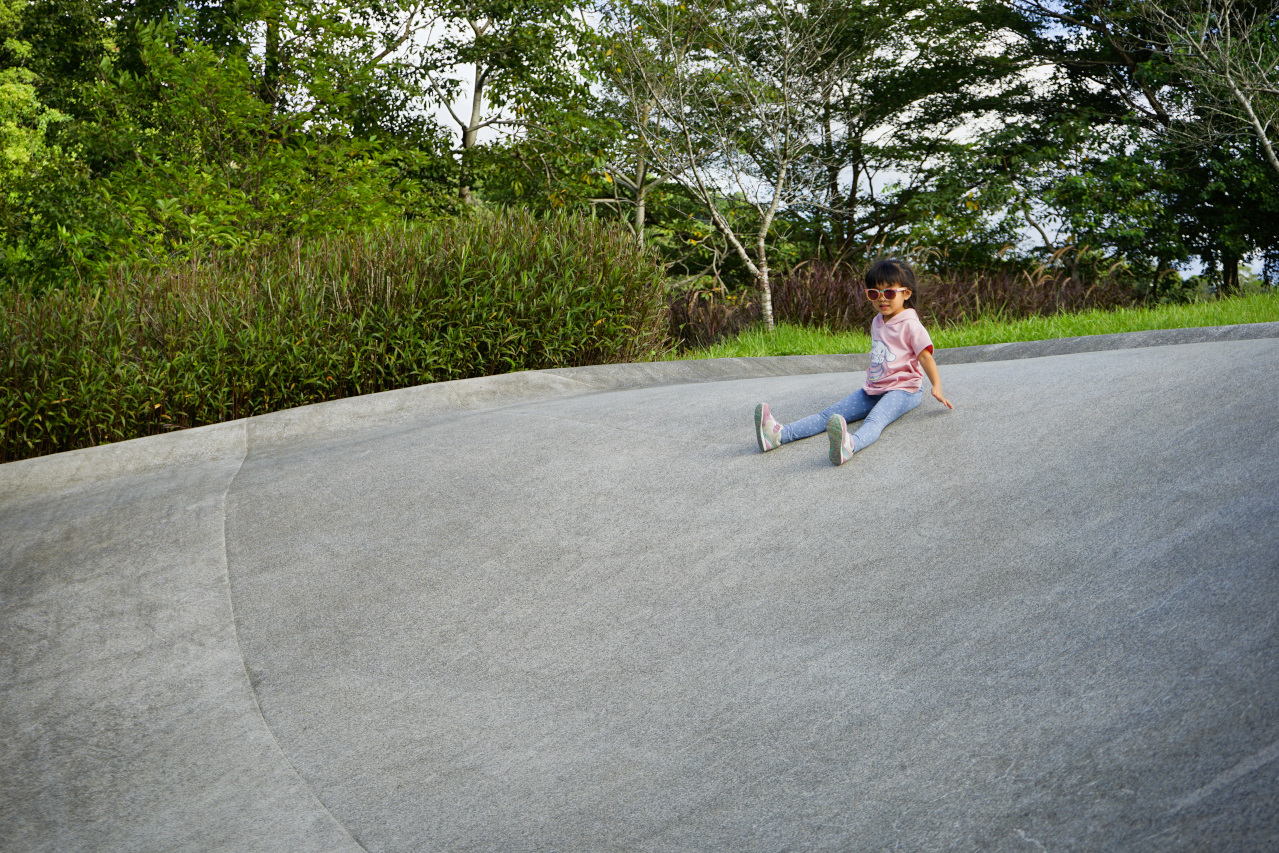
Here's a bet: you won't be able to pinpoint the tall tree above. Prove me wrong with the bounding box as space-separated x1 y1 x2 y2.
418 0 597 204
1002 0 1278 291
609 0 864 329
1 0 65 184
605 0 1036 324
1136 0 1279 178
798 0 1036 261
4 0 455 285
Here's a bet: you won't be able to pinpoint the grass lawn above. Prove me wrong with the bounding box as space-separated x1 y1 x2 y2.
672 291 1279 359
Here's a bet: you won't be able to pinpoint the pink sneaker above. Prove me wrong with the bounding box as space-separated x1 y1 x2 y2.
827 414 854 466
755 403 783 452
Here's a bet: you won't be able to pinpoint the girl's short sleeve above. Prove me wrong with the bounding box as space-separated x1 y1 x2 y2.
906 316 934 357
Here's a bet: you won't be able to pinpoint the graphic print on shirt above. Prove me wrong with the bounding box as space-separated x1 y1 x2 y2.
867 338 895 382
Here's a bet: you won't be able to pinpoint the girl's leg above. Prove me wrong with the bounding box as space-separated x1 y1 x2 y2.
849 390 922 452
780 390 878 444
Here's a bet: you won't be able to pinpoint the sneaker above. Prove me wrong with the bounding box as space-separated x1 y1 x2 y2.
827 414 855 466
755 403 783 452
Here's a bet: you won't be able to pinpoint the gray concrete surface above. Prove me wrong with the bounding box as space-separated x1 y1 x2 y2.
3 323 1278 852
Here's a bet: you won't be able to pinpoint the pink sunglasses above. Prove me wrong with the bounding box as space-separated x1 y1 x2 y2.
865 288 909 300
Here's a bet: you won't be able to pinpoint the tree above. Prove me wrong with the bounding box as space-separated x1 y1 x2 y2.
605 0 1042 320
608 0 865 329
3 0 456 286
796 0 1036 262
1000 0 1278 292
1011 121 1193 289
1 0 66 186
594 51 680 249
1 0 74 283
418 0 598 204
1136 0 1279 179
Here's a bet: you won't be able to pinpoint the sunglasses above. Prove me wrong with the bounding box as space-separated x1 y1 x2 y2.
865 288 909 300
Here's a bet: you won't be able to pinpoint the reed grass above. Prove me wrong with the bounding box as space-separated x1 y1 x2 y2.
668 260 1143 352
677 291 1279 359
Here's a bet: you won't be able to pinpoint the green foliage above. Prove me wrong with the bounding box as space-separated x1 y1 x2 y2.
1 0 65 175
3 0 1275 329
0 0 71 277
2 1 458 289
424 0 594 113
1 210 672 460
418 0 602 202
944 119 1192 281
81 22 437 253
472 106 624 214
998 0 1278 286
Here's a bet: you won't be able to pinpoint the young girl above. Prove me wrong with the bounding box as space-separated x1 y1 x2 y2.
754 258 953 466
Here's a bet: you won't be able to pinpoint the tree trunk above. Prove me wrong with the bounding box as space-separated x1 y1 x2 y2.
757 267 774 331
839 155 861 261
634 102 650 246
459 60 486 205
634 190 646 248
1222 252 1240 296
1153 257 1169 302
756 229 774 330
823 100 841 253
262 12 280 109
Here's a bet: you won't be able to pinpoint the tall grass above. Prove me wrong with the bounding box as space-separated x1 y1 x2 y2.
2 210 671 461
678 291 1279 359
670 262 1140 352
668 288 762 349
668 260 1142 350
930 292 1279 348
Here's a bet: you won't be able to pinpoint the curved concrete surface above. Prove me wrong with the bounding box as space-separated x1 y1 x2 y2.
3 323 1278 851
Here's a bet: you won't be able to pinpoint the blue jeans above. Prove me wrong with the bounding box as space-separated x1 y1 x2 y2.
780 389 922 453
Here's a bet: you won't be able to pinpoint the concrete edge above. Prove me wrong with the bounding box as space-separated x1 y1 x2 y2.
0 420 249 507
215 441 372 852
929 320 1279 364
4 321 1277 492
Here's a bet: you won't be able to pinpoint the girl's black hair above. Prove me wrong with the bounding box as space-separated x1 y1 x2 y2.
865 258 918 310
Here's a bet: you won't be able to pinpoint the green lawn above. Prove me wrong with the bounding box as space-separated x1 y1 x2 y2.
672 291 1279 359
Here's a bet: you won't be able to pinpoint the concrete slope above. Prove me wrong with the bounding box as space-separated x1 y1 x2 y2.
3 326 1278 852
0 424 364 853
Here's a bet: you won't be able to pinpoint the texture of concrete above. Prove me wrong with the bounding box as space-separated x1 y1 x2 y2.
2 324 1278 852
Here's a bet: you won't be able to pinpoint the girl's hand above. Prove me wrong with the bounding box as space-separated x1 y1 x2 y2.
917 349 952 410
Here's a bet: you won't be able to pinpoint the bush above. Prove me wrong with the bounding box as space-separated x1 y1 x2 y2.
1 210 671 461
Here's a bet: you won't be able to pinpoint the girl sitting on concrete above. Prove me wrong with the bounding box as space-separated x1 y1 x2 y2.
754 258 953 466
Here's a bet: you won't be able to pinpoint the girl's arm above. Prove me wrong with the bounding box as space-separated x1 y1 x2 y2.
918 349 953 409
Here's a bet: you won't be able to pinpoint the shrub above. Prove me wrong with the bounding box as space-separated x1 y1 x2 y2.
1 210 671 461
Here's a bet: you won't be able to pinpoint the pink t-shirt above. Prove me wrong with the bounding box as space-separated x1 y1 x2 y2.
863 308 934 394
